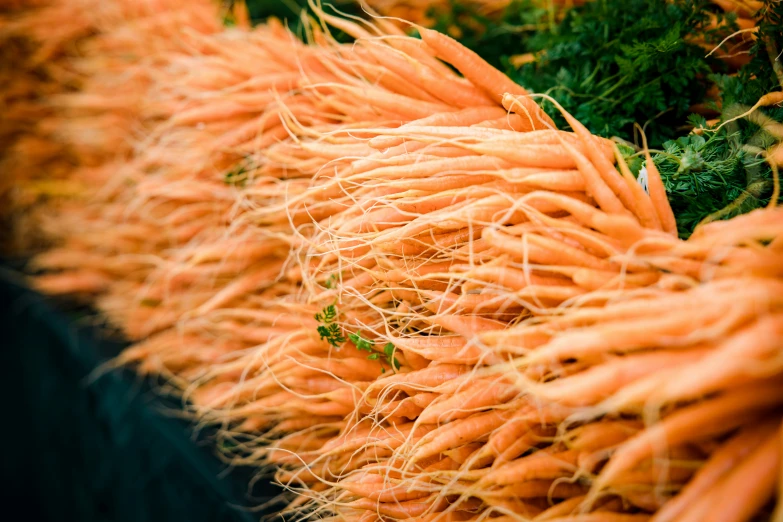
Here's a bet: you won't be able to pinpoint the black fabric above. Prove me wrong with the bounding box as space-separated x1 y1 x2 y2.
0 266 274 522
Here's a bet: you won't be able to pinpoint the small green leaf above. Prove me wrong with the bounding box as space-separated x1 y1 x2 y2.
367 353 380 360
349 332 375 352
224 164 247 186
383 342 395 356
381 343 400 371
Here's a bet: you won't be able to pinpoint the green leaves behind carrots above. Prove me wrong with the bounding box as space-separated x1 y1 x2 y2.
511 0 735 147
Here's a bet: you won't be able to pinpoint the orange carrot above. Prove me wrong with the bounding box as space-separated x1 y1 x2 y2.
612 142 662 230
703 429 781 522
528 350 708 407
592 381 783 493
402 106 508 128
369 364 472 395
418 381 518 423
639 131 678 235
652 421 779 522
348 493 447 518
480 449 581 486
411 408 515 463
418 27 554 128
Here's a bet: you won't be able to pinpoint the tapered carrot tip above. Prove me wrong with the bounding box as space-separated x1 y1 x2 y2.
418 27 554 129
501 92 556 129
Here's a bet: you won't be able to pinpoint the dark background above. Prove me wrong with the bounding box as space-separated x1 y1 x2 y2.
0 261 278 522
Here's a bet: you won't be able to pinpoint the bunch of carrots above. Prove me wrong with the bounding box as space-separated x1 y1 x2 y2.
3 0 783 521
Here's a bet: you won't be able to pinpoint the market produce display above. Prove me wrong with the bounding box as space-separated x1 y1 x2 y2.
2 0 783 521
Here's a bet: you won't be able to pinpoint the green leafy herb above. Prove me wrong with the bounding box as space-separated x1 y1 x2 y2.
324 273 338 289
653 125 775 238
317 323 345 347
349 331 375 352
511 0 734 147
314 303 338 324
383 342 401 371
616 142 644 176
315 303 345 347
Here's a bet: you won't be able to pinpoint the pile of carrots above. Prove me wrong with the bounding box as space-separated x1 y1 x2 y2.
3 0 783 521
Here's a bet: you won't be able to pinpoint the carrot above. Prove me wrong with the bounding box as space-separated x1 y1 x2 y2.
498 170 586 192
651 421 779 522
482 498 545 518
474 113 538 132
539 515 650 522
323 83 454 121
571 268 660 291
369 364 472 395
713 91 783 132
347 155 511 182
490 434 546 467
367 126 513 150
414 511 477 522
402 106 508 128
343 49 444 105
478 324 552 352
518 191 650 247
456 264 574 292
703 429 781 522
591 381 783 493
535 495 587 520
568 420 643 452
638 130 678 236
393 334 502 365
527 349 708 407
419 290 527 316
652 314 783 404
531 95 636 210
311 4 375 40
418 381 518 423
485 480 587 500
524 300 754 365
411 408 515 463
338 473 431 503
359 43 496 108
555 134 630 216
480 449 581 486
417 27 554 131
33 270 112 295
480 406 573 462
348 493 447 518
482 228 615 271
612 142 663 230
423 312 505 339
374 398 424 420
457 142 584 169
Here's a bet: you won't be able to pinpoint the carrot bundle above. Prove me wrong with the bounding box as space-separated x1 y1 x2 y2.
4 1 783 521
